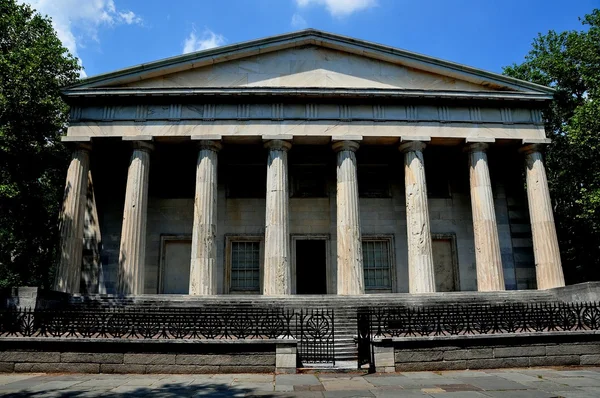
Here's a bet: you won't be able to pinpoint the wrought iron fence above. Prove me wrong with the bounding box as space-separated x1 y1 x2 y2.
357 301 600 370
0 307 335 364
360 302 600 338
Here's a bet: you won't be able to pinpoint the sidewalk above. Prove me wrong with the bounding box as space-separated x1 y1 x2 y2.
1 367 600 397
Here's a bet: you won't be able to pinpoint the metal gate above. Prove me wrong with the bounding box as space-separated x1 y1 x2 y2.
357 309 374 372
297 308 335 365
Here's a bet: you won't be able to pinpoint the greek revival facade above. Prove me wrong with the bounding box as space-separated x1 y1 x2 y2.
55 30 564 296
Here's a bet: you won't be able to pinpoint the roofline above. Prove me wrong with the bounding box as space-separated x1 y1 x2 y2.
61 87 553 102
66 29 555 95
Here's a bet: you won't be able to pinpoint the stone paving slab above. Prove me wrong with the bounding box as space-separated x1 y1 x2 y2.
1 368 600 397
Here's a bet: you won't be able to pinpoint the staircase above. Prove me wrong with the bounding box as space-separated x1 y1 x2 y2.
67 289 558 366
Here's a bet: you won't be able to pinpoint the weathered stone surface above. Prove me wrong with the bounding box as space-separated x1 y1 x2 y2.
529 355 580 367
0 362 15 372
218 365 273 373
521 145 565 289
0 352 60 363
144 364 220 374
118 141 153 294
60 353 123 364
54 144 90 293
467 143 505 291
546 344 600 356
100 364 146 374
443 349 493 361
466 357 529 369
276 353 296 369
580 355 600 365
399 141 435 293
333 140 364 295
175 354 274 366
263 140 292 295
14 363 100 373
395 350 444 362
396 360 467 372
124 353 176 365
189 140 221 295
494 346 545 358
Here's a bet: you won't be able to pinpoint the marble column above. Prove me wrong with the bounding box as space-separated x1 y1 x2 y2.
467 143 505 291
399 141 436 293
333 140 365 295
520 144 565 289
118 141 153 295
263 140 292 295
189 140 222 295
54 144 91 293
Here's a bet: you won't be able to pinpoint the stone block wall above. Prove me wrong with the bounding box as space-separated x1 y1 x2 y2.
373 333 600 372
0 339 292 374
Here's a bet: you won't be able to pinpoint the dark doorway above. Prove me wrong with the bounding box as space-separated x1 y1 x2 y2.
296 240 328 294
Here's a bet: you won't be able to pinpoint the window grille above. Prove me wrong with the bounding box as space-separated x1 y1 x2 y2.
230 241 260 291
362 240 392 290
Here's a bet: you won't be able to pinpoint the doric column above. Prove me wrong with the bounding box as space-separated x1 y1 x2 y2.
189 140 222 295
399 141 435 293
520 144 564 289
263 139 292 295
54 143 91 293
467 143 505 291
333 140 364 295
118 141 153 295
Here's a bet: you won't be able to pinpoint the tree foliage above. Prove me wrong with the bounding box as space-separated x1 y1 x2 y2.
0 0 80 288
503 9 600 283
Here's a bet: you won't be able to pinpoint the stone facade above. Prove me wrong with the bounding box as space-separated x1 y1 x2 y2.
55 30 563 296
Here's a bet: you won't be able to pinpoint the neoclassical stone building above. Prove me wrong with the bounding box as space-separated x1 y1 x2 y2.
55 30 564 296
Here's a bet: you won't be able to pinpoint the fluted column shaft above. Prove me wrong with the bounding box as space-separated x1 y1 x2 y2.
54 144 91 293
521 145 564 289
399 141 435 293
333 140 364 295
118 141 153 295
468 143 505 291
263 140 292 295
190 141 222 295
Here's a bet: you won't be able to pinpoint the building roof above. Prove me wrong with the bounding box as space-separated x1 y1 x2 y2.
64 29 553 99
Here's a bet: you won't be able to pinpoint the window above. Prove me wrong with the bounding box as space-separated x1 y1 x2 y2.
362 237 393 291
226 237 263 293
358 165 391 198
291 165 327 197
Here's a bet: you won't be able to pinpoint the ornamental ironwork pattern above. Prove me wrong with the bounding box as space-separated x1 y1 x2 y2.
0 307 334 364
358 302 600 339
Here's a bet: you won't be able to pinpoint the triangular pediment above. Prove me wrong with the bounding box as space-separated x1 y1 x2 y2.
66 30 553 95
121 46 496 92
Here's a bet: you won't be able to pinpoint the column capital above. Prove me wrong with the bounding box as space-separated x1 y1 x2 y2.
70 142 92 152
519 143 544 155
264 139 292 152
465 142 489 153
132 140 154 152
399 141 426 153
197 140 223 152
332 140 360 153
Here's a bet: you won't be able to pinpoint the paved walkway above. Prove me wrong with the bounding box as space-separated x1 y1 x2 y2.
1 368 600 397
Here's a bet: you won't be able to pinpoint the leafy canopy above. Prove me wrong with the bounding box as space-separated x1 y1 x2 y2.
503 9 600 283
0 0 80 288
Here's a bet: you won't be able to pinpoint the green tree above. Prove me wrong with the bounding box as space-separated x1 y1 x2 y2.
0 0 80 288
503 9 600 284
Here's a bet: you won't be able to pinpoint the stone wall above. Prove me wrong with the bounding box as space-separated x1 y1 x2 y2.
373 333 600 373
0 339 293 374
91 143 532 294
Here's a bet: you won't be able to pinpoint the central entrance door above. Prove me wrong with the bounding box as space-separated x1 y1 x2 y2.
295 239 328 294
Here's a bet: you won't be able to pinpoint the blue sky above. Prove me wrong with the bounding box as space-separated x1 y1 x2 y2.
23 0 599 78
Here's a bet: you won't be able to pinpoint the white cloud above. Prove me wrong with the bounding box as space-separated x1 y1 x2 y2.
291 13 308 29
19 0 143 77
183 28 226 54
296 0 377 17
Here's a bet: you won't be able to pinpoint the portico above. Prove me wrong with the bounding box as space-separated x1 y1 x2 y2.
54 30 564 296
